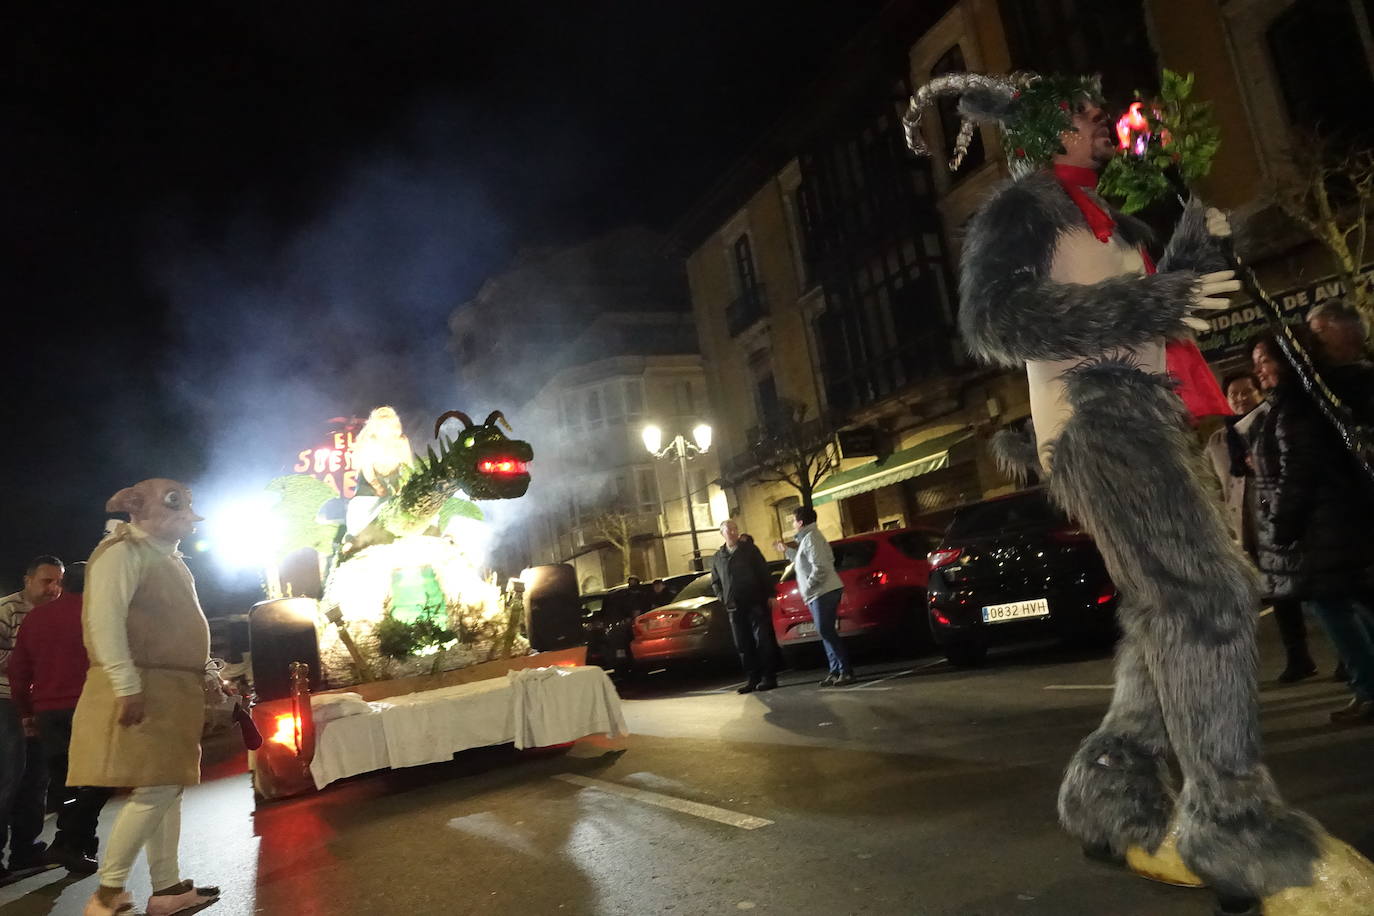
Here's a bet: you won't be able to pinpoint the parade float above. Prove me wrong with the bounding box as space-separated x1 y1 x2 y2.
240 407 623 801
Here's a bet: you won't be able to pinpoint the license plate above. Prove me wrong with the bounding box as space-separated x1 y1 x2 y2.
981 598 1050 623
644 617 673 630
793 621 816 638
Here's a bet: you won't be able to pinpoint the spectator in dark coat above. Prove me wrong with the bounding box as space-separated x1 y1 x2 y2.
710 519 778 693
8 562 111 873
1250 333 1374 724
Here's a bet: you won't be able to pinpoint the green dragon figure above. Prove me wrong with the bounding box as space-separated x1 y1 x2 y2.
342 409 532 558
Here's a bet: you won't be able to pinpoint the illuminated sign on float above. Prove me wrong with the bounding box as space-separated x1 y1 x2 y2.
292 419 364 499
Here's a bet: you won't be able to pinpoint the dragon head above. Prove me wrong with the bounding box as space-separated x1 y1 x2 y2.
426 409 533 501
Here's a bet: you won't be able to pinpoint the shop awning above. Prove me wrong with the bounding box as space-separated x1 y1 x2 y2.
812 429 973 507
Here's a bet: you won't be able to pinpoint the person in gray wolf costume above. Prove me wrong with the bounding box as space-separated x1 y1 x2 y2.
901 72 1373 916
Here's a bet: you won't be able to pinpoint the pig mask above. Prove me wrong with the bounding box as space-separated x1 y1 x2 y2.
106 478 204 544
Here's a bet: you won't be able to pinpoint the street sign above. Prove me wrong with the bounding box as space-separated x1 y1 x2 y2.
1197 265 1374 361
838 427 884 459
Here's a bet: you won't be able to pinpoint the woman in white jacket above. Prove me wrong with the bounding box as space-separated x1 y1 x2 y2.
775 506 853 685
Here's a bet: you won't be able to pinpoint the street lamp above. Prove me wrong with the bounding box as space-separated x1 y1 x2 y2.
643 422 712 571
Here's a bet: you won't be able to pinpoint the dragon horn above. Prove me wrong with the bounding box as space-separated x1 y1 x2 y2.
434 410 475 438
902 72 1018 171
483 410 513 431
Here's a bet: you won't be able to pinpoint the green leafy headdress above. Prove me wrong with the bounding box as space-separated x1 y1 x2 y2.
903 71 1103 176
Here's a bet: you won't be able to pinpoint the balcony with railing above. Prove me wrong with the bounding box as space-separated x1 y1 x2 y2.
726 283 768 337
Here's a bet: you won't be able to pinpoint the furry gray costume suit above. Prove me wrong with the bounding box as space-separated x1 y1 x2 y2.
962 171 1320 903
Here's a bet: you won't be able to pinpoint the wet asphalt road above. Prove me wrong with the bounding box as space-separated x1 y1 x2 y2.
0 625 1370 916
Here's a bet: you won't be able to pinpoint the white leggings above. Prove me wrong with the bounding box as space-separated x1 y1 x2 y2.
98 785 183 890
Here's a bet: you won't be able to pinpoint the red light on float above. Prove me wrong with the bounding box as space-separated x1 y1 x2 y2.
269 713 302 751
1116 102 1150 153
478 458 528 475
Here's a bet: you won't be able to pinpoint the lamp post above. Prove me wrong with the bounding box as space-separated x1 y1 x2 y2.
642 422 713 572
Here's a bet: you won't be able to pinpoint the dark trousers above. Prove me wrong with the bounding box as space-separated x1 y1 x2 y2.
0 698 46 864
35 709 111 857
727 602 777 683
1271 598 1312 664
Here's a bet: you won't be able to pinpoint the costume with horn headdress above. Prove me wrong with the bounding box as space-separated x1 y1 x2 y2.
906 72 1373 915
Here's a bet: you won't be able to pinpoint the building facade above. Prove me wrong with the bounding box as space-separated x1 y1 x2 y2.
514 316 726 592
1147 0 1374 372
679 0 1371 544
678 0 1023 547
449 230 724 590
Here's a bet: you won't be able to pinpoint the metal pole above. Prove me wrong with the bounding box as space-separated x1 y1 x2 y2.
678 438 702 571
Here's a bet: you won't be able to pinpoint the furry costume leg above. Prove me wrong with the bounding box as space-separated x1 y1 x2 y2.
1057 630 1175 862
1048 360 1320 900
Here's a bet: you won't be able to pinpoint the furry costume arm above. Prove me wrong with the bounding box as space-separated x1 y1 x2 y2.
1158 198 1230 275
991 422 1042 484
959 183 1199 366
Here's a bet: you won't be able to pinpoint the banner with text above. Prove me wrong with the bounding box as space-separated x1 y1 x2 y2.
1197 265 1374 361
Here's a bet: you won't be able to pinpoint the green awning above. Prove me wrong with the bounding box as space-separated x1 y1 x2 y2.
812 429 973 506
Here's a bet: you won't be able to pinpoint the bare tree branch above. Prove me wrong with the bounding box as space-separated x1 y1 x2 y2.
1273 129 1374 324
745 399 840 509
585 509 637 581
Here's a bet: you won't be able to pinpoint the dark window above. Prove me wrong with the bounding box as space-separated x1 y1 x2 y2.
945 491 1067 539
888 530 940 559
733 234 759 293
930 44 985 173
832 540 880 571
998 0 1158 101
799 89 956 412
755 373 781 429
1268 0 1374 143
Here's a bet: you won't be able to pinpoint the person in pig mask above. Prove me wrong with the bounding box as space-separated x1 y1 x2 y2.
70 479 219 916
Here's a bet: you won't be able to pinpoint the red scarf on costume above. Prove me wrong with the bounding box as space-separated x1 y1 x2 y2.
1052 164 1232 423
1053 164 1115 243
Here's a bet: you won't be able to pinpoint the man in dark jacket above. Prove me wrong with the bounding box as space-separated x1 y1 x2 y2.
710 520 778 693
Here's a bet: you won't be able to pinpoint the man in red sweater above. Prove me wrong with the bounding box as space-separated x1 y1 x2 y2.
8 562 111 874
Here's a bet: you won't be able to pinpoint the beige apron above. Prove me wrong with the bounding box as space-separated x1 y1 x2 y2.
68 667 205 787
70 524 211 788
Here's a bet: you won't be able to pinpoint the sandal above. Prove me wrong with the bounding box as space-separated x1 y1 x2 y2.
146 881 221 916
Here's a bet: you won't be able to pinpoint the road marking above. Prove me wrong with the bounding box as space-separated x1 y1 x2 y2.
914 658 949 671
847 668 916 689
829 686 893 693
553 774 773 830
1044 684 1115 691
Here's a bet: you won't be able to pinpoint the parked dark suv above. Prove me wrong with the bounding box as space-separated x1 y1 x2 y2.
926 489 1118 666
583 575 699 676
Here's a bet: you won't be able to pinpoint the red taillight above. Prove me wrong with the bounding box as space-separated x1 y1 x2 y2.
931 608 951 626
927 548 962 569
1096 590 1116 605
861 569 889 587
478 458 528 475
680 612 707 629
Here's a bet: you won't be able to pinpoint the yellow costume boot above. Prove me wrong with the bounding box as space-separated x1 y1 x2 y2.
1261 833 1374 916
1124 820 1205 888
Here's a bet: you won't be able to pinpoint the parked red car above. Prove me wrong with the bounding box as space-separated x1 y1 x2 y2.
771 527 943 665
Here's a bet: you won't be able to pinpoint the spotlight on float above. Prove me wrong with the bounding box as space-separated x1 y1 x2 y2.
641 424 664 456
208 493 285 573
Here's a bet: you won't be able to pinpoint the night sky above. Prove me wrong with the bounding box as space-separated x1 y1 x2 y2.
4 1 891 603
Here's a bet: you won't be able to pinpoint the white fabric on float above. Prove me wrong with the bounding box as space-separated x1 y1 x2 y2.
307 666 626 790
508 665 627 749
